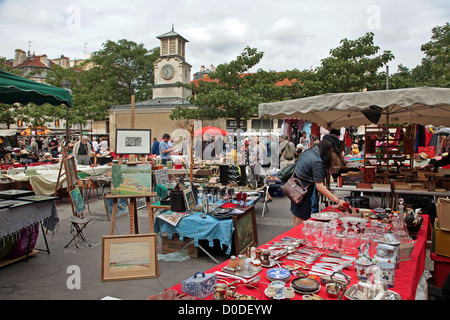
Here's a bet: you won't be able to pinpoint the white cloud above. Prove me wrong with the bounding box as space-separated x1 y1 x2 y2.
0 0 448 75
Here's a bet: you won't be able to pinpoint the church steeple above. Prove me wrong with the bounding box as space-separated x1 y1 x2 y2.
156 26 188 60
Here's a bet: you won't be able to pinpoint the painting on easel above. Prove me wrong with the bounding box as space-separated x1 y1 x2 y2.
111 164 152 196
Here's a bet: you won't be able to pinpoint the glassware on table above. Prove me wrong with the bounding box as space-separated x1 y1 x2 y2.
359 233 371 250
236 192 242 205
345 229 358 255
242 192 248 206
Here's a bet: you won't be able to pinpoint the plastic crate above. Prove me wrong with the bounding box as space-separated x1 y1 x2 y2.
430 252 450 288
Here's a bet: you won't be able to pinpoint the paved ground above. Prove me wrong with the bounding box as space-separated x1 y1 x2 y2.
0 187 434 300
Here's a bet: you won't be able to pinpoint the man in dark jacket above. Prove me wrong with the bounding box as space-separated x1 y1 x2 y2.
151 137 160 155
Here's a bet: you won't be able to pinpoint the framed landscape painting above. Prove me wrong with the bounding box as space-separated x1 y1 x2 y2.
111 164 152 196
115 129 151 155
102 233 159 281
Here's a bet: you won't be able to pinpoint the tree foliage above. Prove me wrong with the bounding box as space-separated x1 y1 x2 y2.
89 39 159 105
170 47 290 128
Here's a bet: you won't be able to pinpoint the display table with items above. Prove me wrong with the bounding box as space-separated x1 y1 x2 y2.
3 163 112 196
154 192 260 263
167 206 429 300
0 189 59 266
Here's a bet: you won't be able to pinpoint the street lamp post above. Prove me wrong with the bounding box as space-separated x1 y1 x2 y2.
61 80 73 140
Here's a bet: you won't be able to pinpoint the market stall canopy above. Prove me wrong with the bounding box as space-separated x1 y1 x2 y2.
0 69 72 107
0 129 18 136
194 126 229 137
258 87 450 130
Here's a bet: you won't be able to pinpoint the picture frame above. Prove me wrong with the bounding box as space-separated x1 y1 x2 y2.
232 206 258 255
115 129 152 155
64 156 78 189
102 233 159 281
111 164 153 196
154 168 170 186
69 186 85 216
183 188 196 212
103 196 130 221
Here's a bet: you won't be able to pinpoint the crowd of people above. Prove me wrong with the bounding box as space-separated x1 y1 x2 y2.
1 135 111 166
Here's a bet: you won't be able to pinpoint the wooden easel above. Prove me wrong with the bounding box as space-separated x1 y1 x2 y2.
105 193 157 235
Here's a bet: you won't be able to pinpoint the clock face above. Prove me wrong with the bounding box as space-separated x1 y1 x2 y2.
161 64 175 80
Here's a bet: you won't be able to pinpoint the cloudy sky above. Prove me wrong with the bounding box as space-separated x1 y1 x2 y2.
0 0 448 76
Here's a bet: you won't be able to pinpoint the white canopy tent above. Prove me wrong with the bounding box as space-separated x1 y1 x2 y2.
258 87 450 130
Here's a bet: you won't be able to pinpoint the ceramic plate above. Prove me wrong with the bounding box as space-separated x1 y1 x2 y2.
266 268 291 281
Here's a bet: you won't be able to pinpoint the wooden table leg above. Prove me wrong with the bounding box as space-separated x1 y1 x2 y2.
109 198 118 235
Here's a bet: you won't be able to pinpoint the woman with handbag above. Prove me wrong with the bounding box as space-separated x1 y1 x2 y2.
288 134 349 226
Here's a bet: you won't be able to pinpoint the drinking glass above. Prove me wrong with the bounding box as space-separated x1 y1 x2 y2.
242 193 248 206
236 192 242 205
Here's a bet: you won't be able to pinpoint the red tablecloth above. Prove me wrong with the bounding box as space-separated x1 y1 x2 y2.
169 214 429 300
0 162 51 170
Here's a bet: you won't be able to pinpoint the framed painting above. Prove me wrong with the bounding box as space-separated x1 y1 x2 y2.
183 188 196 212
232 206 258 255
115 129 151 155
64 156 78 189
102 233 159 281
69 187 85 216
103 196 130 221
111 163 152 196
154 168 169 186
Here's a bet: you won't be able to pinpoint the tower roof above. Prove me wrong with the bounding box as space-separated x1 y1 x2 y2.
156 27 189 42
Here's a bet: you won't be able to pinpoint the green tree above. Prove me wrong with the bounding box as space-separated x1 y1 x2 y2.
417 23 449 87
170 47 290 128
316 32 394 93
89 39 160 105
47 63 111 131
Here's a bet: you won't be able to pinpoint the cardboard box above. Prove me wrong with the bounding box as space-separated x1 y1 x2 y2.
432 219 450 258
437 198 450 231
161 234 199 258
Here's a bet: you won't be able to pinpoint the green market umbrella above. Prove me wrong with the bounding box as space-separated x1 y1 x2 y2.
0 69 72 107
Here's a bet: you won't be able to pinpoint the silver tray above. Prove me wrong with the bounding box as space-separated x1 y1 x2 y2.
344 284 401 300
221 266 262 279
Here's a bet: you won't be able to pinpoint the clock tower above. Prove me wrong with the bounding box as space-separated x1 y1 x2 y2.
153 26 192 99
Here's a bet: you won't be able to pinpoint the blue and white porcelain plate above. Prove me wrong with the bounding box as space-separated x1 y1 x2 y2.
266 267 291 280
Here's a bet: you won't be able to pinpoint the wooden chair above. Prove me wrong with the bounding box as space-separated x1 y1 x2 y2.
65 186 93 248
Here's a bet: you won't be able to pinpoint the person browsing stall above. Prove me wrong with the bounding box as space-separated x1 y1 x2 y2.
73 136 92 165
159 133 173 165
290 134 349 226
152 137 160 155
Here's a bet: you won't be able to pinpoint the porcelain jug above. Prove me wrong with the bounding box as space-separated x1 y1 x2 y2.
372 243 397 266
380 231 400 269
355 243 373 281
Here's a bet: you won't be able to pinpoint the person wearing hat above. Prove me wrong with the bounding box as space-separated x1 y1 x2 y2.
290 134 349 226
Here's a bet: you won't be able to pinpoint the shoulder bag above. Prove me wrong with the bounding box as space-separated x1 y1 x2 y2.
280 151 310 205
281 172 310 205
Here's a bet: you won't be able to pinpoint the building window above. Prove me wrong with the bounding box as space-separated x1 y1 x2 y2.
251 119 273 130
